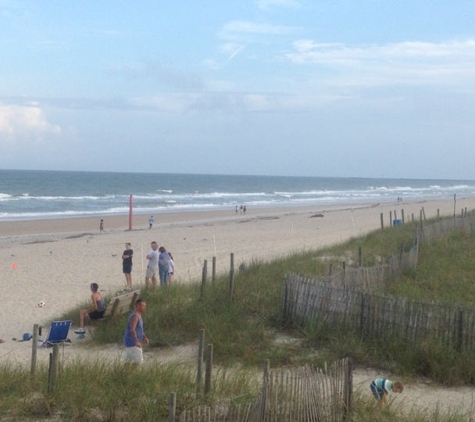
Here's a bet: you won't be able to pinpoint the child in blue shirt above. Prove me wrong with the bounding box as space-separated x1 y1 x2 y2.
370 378 404 407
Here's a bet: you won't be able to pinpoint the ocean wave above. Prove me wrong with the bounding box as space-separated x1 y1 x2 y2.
1 170 474 222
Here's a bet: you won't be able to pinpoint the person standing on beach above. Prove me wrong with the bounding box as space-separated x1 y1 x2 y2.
123 299 149 364
148 216 154 230
158 246 170 286
145 241 159 286
122 243 133 289
99 219 104 233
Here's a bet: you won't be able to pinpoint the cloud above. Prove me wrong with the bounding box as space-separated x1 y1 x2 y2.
106 61 205 91
286 39 475 88
0 105 61 142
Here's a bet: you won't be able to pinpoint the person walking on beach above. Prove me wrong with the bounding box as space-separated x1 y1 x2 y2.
123 299 149 364
158 246 170 286
148 216 154 230
75 283 106 335
99 219 104 233
145 241 159 286
122 242 133 289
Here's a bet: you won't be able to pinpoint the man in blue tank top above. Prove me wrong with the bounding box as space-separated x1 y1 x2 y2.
123 299 149 364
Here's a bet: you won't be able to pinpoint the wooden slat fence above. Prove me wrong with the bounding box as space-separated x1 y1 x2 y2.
179 358 352 422
417 216 473 245
320 215 473 293
316 243 418 293
283 273 475 353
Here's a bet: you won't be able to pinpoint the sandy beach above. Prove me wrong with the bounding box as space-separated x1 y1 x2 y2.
2 197 475 415
0 197 473 365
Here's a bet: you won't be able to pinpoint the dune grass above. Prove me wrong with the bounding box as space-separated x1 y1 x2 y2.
2 217 475 419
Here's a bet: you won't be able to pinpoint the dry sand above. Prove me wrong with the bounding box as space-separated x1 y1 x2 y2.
1 197 475 416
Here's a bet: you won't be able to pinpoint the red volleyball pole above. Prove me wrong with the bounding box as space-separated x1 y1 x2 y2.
128 194 133 231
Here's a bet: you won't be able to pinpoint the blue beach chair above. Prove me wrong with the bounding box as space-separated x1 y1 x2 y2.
38 320 72 348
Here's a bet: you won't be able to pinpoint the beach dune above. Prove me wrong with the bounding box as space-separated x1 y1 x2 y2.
0 198 473 364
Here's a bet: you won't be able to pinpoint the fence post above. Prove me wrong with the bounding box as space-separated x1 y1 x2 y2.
360 293 367 341
200 260 207 299
380 213 384 230
260 360 270 421
456 309 463 352
390 211 393 227
205 344 213 396
168 392 176 422
282 280 289 325
401 209 405 224
196 329 205 396
47 343 60 394
358 247 362 267
328 263 333 276
212 256 216 285
343 358 353 421
31 324 39 379
342 261 346 286
229 253 235 301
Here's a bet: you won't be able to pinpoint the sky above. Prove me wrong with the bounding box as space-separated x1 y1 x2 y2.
1 0 475 179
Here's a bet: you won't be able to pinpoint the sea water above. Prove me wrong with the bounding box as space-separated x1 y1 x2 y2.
0 169 474 221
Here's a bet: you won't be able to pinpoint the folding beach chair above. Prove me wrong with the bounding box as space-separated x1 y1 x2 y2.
38 320 72 348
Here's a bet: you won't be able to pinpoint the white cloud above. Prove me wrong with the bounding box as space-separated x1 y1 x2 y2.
286 39 475 88
0 105 61 142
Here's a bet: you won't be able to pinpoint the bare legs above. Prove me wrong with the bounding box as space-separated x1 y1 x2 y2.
125 273 132 289
79 309 89 328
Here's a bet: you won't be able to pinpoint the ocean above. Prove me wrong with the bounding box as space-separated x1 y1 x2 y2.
1 169 474 221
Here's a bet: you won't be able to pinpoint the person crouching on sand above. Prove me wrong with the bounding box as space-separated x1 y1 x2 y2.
370 378 404 407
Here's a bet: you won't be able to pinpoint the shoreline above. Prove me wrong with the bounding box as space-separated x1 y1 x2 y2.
0 202 384 238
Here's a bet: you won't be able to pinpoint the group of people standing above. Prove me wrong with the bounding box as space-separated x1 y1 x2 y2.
235 204 247 214
121 241 175 289
145 241 174 286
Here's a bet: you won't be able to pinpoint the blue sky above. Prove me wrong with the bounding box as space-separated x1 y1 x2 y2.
1 0 474 179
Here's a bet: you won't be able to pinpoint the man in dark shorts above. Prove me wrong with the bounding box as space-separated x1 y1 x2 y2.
122 242 133 289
